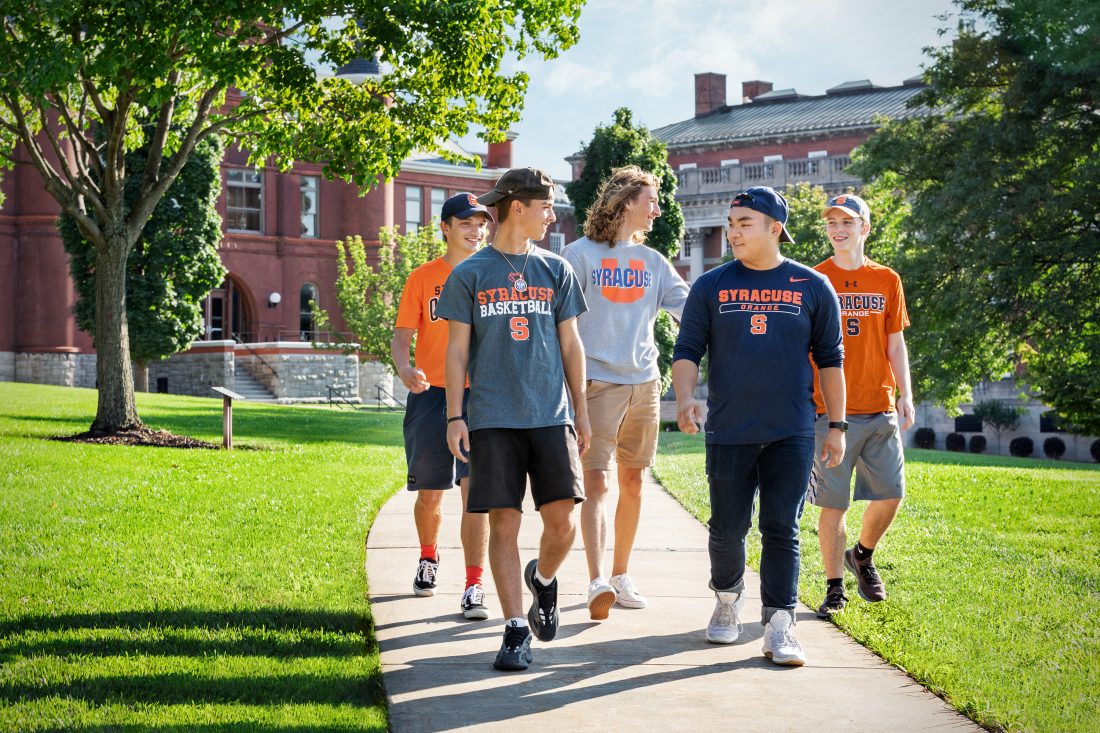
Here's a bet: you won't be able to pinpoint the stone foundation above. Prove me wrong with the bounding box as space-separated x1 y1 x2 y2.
0 352 14 382
236 343 359 402
148 341 235 398
358 359 407 406
15 351 79 386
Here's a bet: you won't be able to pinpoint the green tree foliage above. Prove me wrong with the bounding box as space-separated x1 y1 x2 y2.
852 0 1100 431
315 227 445 367
0 0 583 434
566 108 686 392
972 397 1025 453
60 134 226 386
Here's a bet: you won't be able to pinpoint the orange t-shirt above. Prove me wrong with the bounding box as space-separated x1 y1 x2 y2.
395 258 454 388
812 257 910 415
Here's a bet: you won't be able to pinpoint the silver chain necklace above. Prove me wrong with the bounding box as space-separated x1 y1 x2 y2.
493 243 531 292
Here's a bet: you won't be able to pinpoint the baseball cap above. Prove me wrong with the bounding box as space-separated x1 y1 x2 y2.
822 193 871 224
729 186 794 243
478 167 555 205
441 192 494 222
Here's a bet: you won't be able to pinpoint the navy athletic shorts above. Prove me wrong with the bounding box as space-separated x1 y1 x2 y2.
403 386 469 490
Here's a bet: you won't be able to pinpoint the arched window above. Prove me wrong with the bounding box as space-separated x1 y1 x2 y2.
300 283 319 341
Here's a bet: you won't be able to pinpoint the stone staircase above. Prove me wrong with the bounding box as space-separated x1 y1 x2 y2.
232 365 277 402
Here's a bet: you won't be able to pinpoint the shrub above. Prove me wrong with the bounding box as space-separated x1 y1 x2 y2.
914 427 935 449
660 420 680 433
1043 437 1066 460
1092 440 1100 463
1009 436 1034 457
946 433 966 452
968 435 987 454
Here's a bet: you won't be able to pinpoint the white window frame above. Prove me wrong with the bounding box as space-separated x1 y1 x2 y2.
720 158 740 167
226 168 263 233
763 154 784 163
678 162 698 170
300 175 319 238
549 232 565 254
405 185 423 233
808 150 828 159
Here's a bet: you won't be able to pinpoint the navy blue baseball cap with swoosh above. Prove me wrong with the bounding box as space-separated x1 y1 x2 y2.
729 186 794 243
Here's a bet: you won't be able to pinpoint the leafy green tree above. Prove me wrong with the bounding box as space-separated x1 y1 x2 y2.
566 107 685 392
0 0 583 435
60 134 226 392
972 398 1025 454
852 0 1100 430
315 226 445 367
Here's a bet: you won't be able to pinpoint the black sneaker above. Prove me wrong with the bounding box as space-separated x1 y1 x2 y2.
845 547 886 602
413 557 438 597
493 623 533 671
460 584 489 620
524 559 559 642
816 584 848 618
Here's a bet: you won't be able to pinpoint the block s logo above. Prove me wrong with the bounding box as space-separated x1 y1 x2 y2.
510 317 529 341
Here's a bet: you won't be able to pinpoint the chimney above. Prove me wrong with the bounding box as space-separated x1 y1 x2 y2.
694 73 727 117
741 80 773 103
488 130 518 169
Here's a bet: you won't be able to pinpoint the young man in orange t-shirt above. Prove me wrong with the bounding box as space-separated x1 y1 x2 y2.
807 193 914 617
391 193 492 620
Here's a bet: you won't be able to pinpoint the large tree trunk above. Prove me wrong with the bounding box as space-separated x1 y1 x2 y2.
90 237 142 434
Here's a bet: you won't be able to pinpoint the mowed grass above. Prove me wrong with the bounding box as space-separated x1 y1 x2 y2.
0 383 406 732
654 433 1100 733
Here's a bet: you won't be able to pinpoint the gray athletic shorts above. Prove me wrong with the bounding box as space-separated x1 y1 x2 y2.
403 386 469 490
807 412 905 510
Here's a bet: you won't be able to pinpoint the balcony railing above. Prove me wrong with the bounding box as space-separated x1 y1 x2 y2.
675 155 860 196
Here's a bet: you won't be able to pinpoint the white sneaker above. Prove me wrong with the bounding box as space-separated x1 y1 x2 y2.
586 577 617 620
762 609 806 666
610 573 647 609
705 590 745 644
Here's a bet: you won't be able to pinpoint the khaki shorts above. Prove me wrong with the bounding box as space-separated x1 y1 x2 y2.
582 379 661 471
807 412 906 510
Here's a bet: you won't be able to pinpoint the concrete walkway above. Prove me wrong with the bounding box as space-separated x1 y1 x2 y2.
366 471 979 732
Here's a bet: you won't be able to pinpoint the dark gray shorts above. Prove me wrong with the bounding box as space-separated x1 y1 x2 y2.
466 425 585 513
807 412 905 510
403 386 469 491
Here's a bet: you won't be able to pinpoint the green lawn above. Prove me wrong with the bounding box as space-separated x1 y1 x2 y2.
0 383 406 732
654 433 1100 733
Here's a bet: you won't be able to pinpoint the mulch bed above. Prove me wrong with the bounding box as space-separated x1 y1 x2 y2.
52 426 220 449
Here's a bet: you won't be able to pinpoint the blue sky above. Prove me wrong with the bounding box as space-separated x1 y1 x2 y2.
487 0 960 180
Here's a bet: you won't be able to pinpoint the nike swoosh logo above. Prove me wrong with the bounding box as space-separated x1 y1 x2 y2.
790 277 809 282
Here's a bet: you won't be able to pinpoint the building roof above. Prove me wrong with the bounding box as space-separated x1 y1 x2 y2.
653 83 928 149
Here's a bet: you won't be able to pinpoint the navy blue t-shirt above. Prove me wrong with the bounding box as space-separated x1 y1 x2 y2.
673 258 843 444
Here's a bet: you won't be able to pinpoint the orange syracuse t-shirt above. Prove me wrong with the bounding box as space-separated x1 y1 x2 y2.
812 257 910 415
395 257 454 389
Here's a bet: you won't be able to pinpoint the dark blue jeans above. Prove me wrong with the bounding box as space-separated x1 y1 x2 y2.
705 436 814 623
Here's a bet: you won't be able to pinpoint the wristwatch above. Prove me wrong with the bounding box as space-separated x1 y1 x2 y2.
828 421 849 432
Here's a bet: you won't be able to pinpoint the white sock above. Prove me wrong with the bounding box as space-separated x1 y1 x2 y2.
506 617 527 629
535 567 554 586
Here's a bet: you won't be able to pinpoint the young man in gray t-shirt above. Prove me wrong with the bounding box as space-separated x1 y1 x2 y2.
437 167 589 672
562 165 688 621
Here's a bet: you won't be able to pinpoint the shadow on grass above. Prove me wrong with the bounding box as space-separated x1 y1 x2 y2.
1 407 405 449
40 726 385 733
1 608 385 712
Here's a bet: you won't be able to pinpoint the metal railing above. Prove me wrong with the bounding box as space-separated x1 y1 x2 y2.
675 154 860 196
326 384 405 411
233 334 279 379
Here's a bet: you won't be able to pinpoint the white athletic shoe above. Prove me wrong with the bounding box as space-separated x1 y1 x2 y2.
762 609 806 666
610 573 647 609
586 577 617 620
705 590 745 644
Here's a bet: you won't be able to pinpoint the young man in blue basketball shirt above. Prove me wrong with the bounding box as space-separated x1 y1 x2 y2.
436 167 590 671
672 186 847 666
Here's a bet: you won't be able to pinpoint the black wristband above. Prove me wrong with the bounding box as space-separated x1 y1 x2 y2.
447 416 466 424
828 420 849 432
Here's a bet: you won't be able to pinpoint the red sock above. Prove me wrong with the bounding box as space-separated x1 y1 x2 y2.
420 544 437 561
465 565 484 589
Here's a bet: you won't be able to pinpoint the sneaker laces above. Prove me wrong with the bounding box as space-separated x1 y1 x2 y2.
503 624 529 650
713 599 743 633
417 559 437 583
615 575 638 594
464 585 484 606
535 581 557 623
860 562 882 586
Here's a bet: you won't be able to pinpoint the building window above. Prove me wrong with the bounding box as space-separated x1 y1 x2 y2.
954 414 983 433
678 163 697 170
430 188 447 222
549 232 565 254
226 169 262 233
763 154 784 162
1040 410 1063 433
808 150 828 159
720 158 740 167
300 283 319 341
405 186 423 233
300 176 319 238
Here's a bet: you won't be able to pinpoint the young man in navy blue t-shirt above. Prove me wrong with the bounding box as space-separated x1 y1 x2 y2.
671 186 847 666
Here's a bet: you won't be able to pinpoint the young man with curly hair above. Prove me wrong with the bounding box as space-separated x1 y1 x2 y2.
561 165 689 621
437 167 590 671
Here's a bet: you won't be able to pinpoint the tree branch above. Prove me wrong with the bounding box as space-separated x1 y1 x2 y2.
54 91 105 180
142 70 181 194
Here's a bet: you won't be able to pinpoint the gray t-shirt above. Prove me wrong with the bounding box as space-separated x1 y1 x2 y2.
436 245 587 431
562 236 689 384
